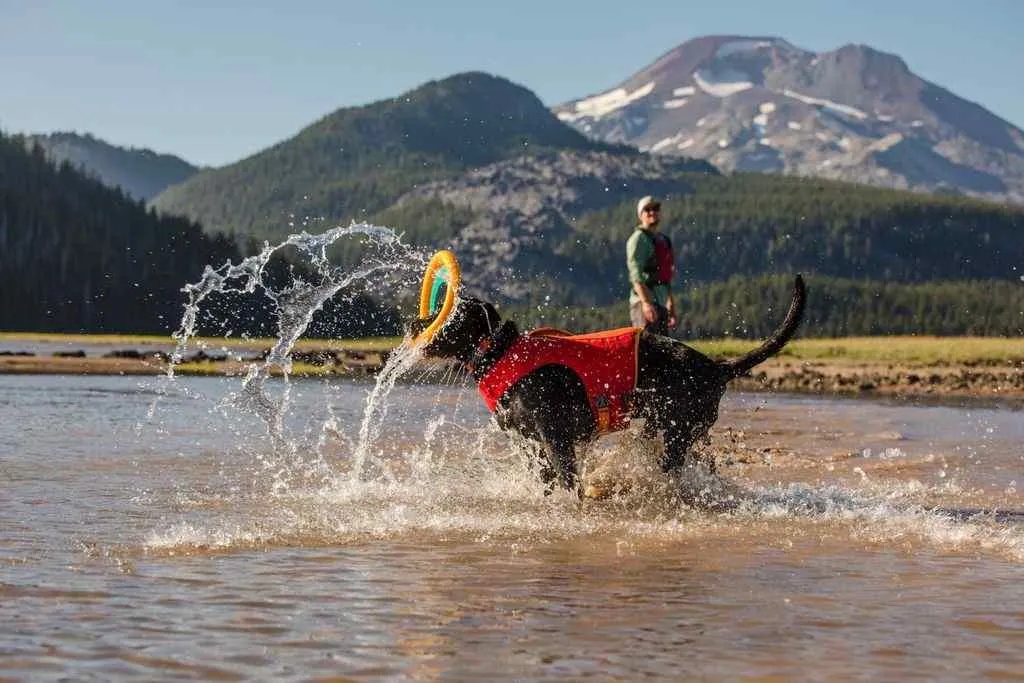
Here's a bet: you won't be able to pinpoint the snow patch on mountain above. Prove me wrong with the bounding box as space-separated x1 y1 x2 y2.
714 39 774 59
557 82 655 121
867 133 904 153
649 133 691 153
693 69 753 97
554 36 1024 204
783 89 868 120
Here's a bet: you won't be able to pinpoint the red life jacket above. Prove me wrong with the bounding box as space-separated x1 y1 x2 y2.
642 231 675 286
477 327 641 433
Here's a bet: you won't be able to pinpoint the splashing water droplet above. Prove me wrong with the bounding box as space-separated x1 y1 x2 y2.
156 221 433 485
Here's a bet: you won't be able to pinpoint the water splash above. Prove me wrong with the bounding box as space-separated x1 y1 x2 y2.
170 221 421 369
161 221 430 480
350 336 425 481
143 223 1024 564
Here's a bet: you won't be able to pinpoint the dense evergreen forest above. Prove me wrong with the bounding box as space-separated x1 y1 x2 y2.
563 172 1024 286
0 132 410 336
367 169 1024 337
4 107 1024 338
509 276 1024 338
0 133 239 333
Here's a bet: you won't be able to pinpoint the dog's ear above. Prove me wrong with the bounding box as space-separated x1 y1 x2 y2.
413 295 502 360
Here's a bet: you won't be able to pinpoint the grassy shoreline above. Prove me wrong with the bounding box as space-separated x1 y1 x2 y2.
2 333 1023 402
4 332 1023 363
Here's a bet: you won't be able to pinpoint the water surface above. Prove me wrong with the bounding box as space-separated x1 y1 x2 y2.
2 373 1022 680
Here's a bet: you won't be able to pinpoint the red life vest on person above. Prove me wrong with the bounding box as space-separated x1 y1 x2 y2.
477 327 641 433
642 231 675 286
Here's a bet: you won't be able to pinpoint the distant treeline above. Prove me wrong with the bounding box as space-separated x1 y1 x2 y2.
509 276 1024 338
369 171 1024 314
566 172 1024 289
0 133 239 333
0 133 399 337
4 125 1024 338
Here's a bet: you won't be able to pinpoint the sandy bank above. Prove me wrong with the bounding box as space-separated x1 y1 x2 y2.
3 348 1024 405
733 358 1024 403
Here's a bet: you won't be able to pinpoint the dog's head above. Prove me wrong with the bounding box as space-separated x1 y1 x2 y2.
410 296 502 362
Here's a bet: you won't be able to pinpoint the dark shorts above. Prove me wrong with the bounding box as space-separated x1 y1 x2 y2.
629 301 671 336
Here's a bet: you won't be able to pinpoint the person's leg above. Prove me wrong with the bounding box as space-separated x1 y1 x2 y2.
629 301 646 328
631 301 671 334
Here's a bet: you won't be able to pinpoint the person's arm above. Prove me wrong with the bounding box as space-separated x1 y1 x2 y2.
626 232 658 322
632 282 658 322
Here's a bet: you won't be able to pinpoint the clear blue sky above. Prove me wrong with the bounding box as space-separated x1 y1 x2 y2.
2 0 1021 167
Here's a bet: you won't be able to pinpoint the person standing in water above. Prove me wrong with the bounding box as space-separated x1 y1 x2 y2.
626 195 677 335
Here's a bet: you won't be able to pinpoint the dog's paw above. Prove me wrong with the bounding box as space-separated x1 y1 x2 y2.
581 479 633 501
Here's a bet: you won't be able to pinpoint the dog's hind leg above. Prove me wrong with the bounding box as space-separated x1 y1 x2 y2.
661 422 716 474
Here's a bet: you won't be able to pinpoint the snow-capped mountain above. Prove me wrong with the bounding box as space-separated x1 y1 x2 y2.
554 36 1024 204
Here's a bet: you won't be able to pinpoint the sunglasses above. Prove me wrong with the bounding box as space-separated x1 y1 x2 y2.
643 206 661 213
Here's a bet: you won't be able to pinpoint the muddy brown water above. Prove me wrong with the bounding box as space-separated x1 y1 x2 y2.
2 373 1022 680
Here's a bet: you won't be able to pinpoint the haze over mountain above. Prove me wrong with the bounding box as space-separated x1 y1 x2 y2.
27 132 199 201
142 68 1023 313
151 72 627 241
0 132 236 333
554 36 1024 204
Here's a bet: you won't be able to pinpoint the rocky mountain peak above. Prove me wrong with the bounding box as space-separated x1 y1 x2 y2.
554 35 1024 204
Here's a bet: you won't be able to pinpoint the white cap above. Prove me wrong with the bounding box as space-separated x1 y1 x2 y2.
637 195 661 218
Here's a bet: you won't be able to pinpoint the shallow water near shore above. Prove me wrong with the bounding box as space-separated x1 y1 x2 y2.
2 372 1023 680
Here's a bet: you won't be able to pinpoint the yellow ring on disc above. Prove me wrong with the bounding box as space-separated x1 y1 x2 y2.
413 249 461 346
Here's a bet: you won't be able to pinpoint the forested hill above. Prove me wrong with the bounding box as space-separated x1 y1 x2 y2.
375 153 1024 306
146 69 1022 301
0 133 238 333
13 66 1023 337
28 132 199 201
149 72 702 241
370 153 1024 336
569 172 1024 289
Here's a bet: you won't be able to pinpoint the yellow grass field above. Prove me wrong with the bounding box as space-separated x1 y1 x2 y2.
690 335 1024 365
3 332 1023 365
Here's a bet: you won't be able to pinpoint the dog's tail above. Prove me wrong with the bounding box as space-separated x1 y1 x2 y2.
725 275 807 379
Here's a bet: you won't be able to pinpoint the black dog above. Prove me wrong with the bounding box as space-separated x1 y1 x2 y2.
412 276 806 493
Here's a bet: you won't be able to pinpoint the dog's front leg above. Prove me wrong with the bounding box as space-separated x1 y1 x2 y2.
538 430 578 493
500 366 591 494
